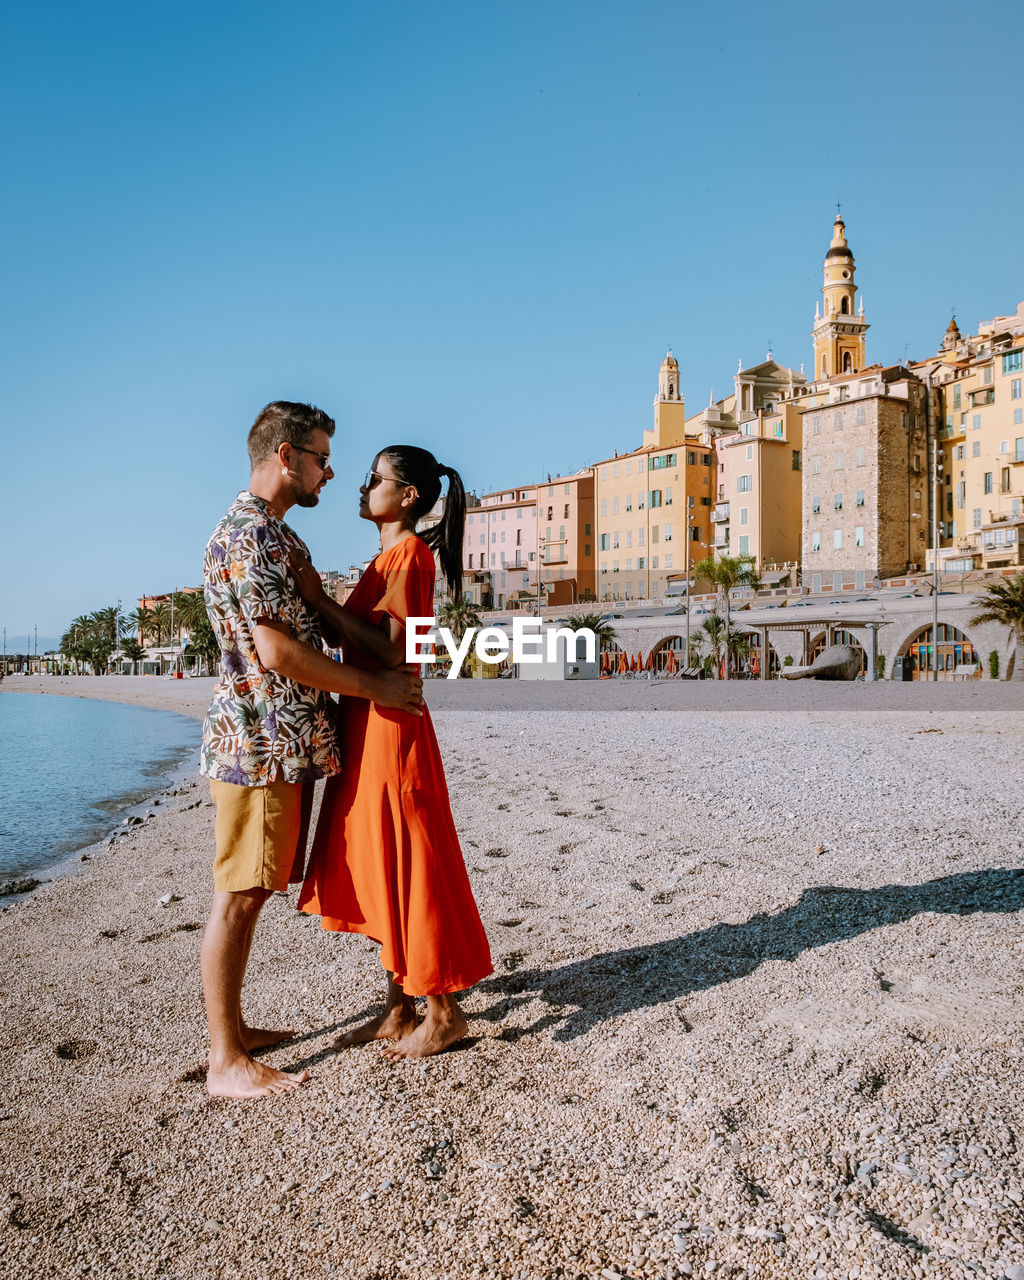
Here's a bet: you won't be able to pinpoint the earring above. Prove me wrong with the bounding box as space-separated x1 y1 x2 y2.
282 468 288 476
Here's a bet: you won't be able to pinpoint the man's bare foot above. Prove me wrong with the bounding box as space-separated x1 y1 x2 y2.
336 1004 419 1048
241 1025 295 1052
206 1055 309 1099
382 1006 468 1060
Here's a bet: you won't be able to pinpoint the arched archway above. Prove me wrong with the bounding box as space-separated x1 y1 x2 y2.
649 634 687 673
897 623 978 680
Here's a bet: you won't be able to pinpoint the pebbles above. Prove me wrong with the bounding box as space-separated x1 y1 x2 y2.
2 677 1024 1279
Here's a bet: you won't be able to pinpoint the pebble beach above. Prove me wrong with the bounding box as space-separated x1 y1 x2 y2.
2 674 1023 1280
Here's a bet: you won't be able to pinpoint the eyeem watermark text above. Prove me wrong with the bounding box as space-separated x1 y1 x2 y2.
406 618 597 679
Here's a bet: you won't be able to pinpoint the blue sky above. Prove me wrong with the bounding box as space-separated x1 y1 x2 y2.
2 1 1022 643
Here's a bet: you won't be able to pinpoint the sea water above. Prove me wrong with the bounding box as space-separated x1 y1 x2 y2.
0 692 200 883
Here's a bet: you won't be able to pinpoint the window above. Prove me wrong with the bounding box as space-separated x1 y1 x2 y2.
833 530 842 549
972 508 982 529
600 499 608 517
792 450 801 471
1002 467 1011 492
738 535 749 555
746 444 754 460
1016 410 1024 425
625 530 632 548
652 556 659 569
812 456 822 475
500 531 506 543
612 496 620 515
601 467 608 480
625 558 633 572
1012 379 1022 400
663 524 672 541
613 561 619 572
612 531 620 549
1002 440 1010 453
612 465 619 479
636 557 645 570
856 447 865 467
651 526 659 544
1017 438 1024 462
833 411 843 430
956 482 965 510
954 444 966 460
972 441 981 457
973 414 982 430
855 526 864 547
812 416 821 435
625 461 632 476
584 544 591 557
811 531 821 552
491 532 496 543
690 526 700 542
585 523 591 536
737 475 752 492
984 472 993 494
953 384 961 410
564 504 570 518
637 457 646 472
625 493 632 511
665 487 673 505
664 554 672 568
739 507 749 526
564 484 571 495
856 489 864 507
812 496 821 514
638 529 645 546
855 404 866 427
649 490 662 508
651 453 677 469
834 493 843 510
1002 350 1023 375
834 452 844 470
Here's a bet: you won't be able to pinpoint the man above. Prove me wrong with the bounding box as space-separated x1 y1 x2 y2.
199 401 422 1099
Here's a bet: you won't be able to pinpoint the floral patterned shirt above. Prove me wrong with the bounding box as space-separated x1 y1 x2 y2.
200 491 342 786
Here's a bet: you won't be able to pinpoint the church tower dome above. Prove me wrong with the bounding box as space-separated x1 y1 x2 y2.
811 210 868 380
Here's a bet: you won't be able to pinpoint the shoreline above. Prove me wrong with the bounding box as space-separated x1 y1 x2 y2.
2 676 1023 1279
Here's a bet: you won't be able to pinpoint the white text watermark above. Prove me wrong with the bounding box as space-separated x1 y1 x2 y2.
405 618 597 679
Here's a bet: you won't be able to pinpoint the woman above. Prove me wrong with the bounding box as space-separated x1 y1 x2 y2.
292 446 492 1059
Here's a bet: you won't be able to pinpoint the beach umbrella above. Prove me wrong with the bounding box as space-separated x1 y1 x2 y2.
751 653 760 676
644 649 655 671
634 651 642 671
617 650 628 675
666 647 677 674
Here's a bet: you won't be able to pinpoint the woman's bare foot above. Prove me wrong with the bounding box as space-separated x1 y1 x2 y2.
206 1054 309 1099
382 1001 468 1060
241 1024 295 1052
336 1003 418 1048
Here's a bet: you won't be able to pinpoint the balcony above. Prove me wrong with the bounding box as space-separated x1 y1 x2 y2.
713 531 730 550
711 502 730 524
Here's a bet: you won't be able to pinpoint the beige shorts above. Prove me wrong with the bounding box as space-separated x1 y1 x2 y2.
210 778 314 894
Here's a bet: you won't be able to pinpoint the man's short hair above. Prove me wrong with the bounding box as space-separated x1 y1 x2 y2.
247 402 336 469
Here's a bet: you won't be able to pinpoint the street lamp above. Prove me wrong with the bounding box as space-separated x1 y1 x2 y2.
931 438 942 682
536 537 568 615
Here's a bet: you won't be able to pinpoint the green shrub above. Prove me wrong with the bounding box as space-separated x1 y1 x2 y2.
783 655 794 667
876 654 886 679
988 650 1000 681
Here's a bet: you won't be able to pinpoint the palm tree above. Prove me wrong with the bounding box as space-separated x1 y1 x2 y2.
563 612 616 650
124 606 155 645
690 554 761 680
120 639 147 675
970 572 1024 682
151 601 173 647
437 597 482 677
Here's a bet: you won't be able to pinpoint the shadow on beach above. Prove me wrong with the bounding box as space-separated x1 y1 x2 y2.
473 867 1024 1042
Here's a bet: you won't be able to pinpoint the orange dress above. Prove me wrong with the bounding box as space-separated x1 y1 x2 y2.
298 535 492 996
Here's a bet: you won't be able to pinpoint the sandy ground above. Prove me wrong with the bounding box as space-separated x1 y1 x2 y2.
2 675 1023 1280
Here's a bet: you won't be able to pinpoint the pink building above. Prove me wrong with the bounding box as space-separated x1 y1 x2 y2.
464 485 539 609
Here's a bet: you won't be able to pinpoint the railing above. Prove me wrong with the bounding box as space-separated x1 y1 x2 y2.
711 503 730 524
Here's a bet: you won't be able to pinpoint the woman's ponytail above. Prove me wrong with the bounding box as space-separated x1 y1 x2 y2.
379 446 466 600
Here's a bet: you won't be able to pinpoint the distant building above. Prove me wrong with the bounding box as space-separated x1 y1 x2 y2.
594 352 714 603
916 302 1024 572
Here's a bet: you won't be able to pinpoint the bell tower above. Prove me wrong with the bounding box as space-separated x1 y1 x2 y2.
812 212 868 380
648 350 686 447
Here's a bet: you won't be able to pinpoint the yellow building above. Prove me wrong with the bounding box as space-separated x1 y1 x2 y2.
594 352 714 602
713 400 805 574
921 303 1024 572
